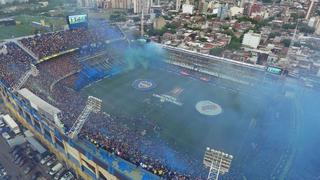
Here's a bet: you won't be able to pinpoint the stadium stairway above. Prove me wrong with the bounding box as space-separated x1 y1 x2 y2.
13 40 39 62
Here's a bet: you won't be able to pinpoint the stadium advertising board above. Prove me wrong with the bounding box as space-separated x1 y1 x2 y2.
266 66 283 75
67 14 88 29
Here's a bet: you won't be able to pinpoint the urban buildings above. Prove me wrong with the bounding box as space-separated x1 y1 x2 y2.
77 0 98 8
110 0 132 9
182 4 194 14
133 0 152 14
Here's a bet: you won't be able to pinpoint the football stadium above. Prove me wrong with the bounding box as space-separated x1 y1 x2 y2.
0 15 319 180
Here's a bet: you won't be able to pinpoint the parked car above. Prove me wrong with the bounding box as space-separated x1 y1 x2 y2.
13 153 22 161
0 165 5 172
46 158 56 167
0 168 5 174
1 132 11 140
54 167 66 180
27 151 36 159
0 120 5 127
18 158 26 167
14 156 23 164
0 170 7 177
31 171 42 180
11 148 22 156
2 175 10 180
23 166 32 175
60 171 75 180
40 154 52 165
49 162 63 176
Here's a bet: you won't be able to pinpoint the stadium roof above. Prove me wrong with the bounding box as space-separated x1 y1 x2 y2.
26 136 47 154
17 88 61 116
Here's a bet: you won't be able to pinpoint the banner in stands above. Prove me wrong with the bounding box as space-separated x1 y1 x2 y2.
67 14 88 29
39 48 78 62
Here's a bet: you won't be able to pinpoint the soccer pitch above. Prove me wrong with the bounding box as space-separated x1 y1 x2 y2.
80 67 295 177
0 15 66 40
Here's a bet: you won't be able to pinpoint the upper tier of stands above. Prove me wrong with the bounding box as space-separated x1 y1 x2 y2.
19 26 124 60
0 42 35 87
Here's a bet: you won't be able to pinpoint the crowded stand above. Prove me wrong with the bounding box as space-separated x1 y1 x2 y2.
23 52 84 128
0 42 35 87
20 26 124 59
52 73 205 179
79 112 206 179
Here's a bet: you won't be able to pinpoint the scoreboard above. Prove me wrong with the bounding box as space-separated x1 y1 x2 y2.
67 14 88 29
266 66 283 75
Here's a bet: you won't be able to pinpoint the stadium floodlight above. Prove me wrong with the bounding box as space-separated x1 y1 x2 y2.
67 96 102 139
203 147 233 180
13 64 39 91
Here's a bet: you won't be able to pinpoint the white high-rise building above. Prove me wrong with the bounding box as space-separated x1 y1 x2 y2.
133 0 152 14
182 4 194 14
111 0 133 9
176 0 181 11
77 0 98 8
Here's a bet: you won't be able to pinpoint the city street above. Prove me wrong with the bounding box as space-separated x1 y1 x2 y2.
0 103 53 180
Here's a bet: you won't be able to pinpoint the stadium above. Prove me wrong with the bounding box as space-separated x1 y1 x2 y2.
0 16 319 180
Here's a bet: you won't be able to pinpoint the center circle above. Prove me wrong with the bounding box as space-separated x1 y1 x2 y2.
132 79 157 91
138 80 153 89
195 100 222 116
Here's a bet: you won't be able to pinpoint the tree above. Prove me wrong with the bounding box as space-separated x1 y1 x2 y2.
163 15 173 20
207 14 217 19
290 13 299 20
199 37 207 42
293 42 301 47
109 14 126 22
228 39 242 49
281 39 291 47
132 17 140 22
183 23 188 28
166 24 177 30
282 23 296 29
237 16 258 24
221 25 229 30
210 48 224 56
224 29 235 36
299 24 315 34
268 32 281 38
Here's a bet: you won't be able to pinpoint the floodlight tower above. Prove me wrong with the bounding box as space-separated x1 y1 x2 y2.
284 23 298 72
203 147 233 180
13 64 39 91
141 2 144 37
68 96 102 139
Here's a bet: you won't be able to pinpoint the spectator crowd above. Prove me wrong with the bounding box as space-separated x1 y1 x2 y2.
20 26 124 59
0 42 35 87
0 27 208 179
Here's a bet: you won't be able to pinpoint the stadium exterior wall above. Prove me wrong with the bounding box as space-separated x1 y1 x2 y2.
0 83 159 180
